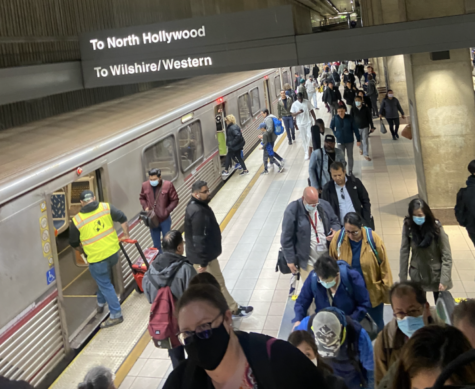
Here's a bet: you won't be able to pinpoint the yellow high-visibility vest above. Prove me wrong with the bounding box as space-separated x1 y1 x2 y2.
72 203 120 263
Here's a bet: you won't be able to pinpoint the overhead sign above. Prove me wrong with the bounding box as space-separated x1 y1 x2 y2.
79 6 296 88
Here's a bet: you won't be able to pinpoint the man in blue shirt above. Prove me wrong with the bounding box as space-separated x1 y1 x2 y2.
330 106 361 175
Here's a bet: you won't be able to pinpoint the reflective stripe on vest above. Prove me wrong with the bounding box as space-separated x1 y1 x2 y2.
73 203 120 263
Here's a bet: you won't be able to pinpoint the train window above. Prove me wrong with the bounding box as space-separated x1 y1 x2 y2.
178 121 204 172
143 136 178 181
238 93 252 125
274 75 281 98
283 71 289 86
250 88 260 116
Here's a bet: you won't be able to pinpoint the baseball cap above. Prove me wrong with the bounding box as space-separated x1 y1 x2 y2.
300 79 305 84
258 122 266 129
324 135 336 143
313 311 342 358
79 190 95 202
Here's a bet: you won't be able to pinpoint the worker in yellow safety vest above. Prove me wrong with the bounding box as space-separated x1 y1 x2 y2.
69 190 130 328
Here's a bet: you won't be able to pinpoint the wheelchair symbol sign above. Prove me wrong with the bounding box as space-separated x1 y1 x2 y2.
46 268 56 285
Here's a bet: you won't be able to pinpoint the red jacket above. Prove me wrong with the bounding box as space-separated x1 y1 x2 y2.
139 180 179 223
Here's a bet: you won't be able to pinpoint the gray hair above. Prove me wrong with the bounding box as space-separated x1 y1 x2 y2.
78 366 115 389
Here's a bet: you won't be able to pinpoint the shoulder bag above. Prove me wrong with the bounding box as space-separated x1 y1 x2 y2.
140 189 160 229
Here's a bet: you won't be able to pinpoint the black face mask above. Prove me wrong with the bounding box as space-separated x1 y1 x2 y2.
184 321 230 370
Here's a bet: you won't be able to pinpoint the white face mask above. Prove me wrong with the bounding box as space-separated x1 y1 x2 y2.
388 94 394 98
311 357 318 366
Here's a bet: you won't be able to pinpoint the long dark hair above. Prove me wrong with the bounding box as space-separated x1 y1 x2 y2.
404 198 440 245
288 330 333 374
390 325 475 389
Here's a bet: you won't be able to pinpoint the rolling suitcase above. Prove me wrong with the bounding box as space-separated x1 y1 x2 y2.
119 239 159 293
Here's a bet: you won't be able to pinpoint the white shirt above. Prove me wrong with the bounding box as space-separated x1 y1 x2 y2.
290 99 314 127
309 207 328 264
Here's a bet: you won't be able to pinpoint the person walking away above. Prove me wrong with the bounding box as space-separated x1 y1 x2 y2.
278 89 295 145
309 135 346 193
294 72 301 90
354 63 365 88
312 63 320 79
320 66 331 87
258 123 284 175
331 68 341 89
288 330 349 389
366 75 378 117
374 281 445 388
322 162 372 228
329 212 393 331
338 61 348 75
291 92 318 160
452 298 475 348
379 89 405 140
281 187 340 284
323 81 342 117
343 81 358 114
310 308 375 389
330 107 361 175
348 60 356 73
184 180 253 318
455 159 475 248
69 190 129 328
306 75 319 109
262 108 285 165
297 79 309 100
221 114 249 176
163 284 331 389
399 198 453 302
139 169 179 252
351 96 374 161
293 254 371 329
142 230 197 368
389 326 475 389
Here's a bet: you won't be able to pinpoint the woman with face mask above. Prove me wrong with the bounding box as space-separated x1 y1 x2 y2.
329 212 393 332
379 89 405 140
163 284 330 389
288 330 349 389
399 198 453 302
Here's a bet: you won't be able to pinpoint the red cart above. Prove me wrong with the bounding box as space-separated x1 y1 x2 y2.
119 239 159 293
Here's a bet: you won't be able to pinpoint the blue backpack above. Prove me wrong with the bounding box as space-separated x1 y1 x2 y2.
272 117 284 136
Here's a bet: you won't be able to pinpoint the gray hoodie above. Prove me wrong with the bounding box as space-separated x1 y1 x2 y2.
142 252 197 303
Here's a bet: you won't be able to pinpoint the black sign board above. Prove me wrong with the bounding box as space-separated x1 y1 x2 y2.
79 6 296 88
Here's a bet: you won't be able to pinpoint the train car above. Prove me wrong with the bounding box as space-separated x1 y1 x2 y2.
0 67 293 387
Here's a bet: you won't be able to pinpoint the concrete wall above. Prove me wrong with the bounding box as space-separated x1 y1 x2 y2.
387 55 409 114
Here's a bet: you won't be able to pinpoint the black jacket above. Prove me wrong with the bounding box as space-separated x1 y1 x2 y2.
343 87 358 106
184 197 222 266
69 201 127 248
323 87 342 105
226 123 245 152
312 65 319 78
322 175 372 227
455 175 475 232
363 95 373 111
163 331 332 389
351 104 374 129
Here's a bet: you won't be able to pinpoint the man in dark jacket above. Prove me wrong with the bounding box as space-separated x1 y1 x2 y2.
351 96 374 161
281 186 340 283
323 81 342 116
455 159 475 247
343 81 358 113
142 230 196 368
184 180 253 318
322 161 372 228
330 107 361 175
139 168 179 252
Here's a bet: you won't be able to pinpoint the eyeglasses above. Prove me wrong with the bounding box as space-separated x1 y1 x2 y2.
200 189 210 194
393 308 423 320
340 187 345 200
346 230 360 236
177 312 224 346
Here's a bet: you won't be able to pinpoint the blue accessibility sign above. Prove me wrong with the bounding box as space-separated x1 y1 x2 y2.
46 268 56 285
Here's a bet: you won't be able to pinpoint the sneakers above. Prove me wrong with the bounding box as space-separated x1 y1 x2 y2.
97 305 105 314
239 170 249 176
278 165 285 173
222 170 230 176
234 163 242 170
304 154 309 161
100 316 124 329
261 170 269 175
396 133 399 139
232 305 254 319
364 156 372 161
288 141 292 145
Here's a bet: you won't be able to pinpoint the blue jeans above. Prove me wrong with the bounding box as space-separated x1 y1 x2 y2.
89 252 122 319
367 302 385 332
281 116 295 142
150 216 172 252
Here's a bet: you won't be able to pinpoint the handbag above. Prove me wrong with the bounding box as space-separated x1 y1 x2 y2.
380 121 388 134
275 248 292 274
401 124 412 140
360 313 379 341
140 189 160 229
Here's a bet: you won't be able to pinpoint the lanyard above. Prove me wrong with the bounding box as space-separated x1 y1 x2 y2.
308 211 320 244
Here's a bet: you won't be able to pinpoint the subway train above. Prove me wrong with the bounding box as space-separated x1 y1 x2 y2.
0 65 305 386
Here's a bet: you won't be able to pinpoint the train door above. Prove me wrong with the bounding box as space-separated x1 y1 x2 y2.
48 169 111 347
263 78 271 110
215 103 227 158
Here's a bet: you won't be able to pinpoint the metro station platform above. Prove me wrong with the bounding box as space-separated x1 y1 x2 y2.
52 94 475 389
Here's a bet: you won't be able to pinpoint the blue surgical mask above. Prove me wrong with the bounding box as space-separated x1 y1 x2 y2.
305 203 316 213
320 279 337 289
413 216 425 226
355 101 361 107
150 180 159 187
397 315 424 338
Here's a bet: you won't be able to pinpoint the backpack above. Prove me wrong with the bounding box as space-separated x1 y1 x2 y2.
271 117 284 136
337 227 381 265
148 262 185 349
455 187 468 227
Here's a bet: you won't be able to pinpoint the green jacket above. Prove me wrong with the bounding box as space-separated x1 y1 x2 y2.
277 96 293 118
297 85 308 100
399 222 453 292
